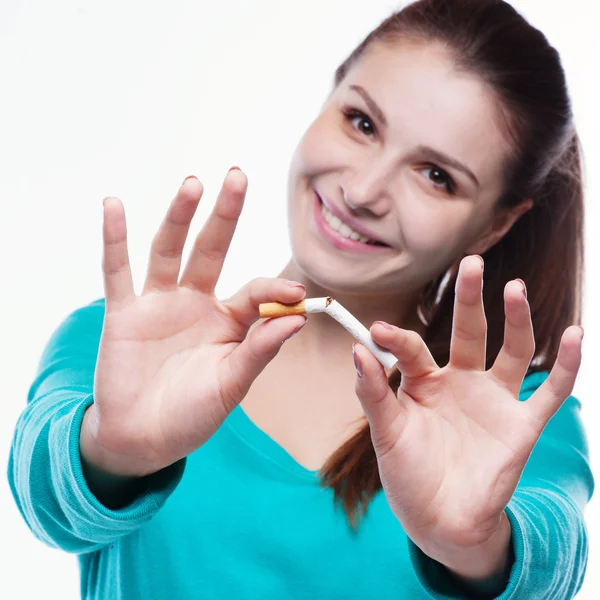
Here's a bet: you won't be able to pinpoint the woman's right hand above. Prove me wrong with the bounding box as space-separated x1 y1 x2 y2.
81 169 307 478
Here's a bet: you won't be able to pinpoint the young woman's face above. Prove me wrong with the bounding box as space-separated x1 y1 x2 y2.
286 40 515 295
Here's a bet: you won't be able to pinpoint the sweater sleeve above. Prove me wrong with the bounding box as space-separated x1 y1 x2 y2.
408 370 594 599
7 299 186 554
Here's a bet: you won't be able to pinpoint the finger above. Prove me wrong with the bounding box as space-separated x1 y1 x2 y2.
219 314 307 413
525 326 584 429
102 197 135 308
179 168 248 294
490 279 535 397
449 255 487 370
143 176 204 294
370 322 438 378
222 277 307 329
353 342 407 456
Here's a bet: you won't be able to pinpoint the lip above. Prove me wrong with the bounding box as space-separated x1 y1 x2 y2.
316 191 389 245
313 191 393 253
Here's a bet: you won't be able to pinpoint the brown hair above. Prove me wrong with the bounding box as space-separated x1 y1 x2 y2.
319 0 585 529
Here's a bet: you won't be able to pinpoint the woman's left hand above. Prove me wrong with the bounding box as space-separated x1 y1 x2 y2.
352 255 584 582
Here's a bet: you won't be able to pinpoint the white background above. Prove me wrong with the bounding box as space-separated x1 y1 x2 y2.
1 1 598 598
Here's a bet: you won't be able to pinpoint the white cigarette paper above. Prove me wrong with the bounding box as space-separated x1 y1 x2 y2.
265 296 398 371
324 298 398 371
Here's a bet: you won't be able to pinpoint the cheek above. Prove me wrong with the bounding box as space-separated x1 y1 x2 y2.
290 114 349 177
398 198 475 261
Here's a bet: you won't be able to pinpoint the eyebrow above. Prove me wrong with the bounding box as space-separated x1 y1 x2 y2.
349 84 388 127
348 84 480 189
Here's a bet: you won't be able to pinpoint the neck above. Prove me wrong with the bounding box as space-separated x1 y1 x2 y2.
277 259 427 369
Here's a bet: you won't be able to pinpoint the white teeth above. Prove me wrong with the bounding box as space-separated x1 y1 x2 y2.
320 203 374 244
338 223 353 237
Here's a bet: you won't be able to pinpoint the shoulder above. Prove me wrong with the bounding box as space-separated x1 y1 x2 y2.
39 298 106 362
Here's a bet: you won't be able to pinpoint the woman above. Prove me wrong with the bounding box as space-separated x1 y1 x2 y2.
8 0 592 598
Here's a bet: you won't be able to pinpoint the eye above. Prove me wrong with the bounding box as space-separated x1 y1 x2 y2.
343 108 376 138
420 165 456 195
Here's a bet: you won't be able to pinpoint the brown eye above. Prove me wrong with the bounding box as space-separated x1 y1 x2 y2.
343 109 376 138
421 165 456 195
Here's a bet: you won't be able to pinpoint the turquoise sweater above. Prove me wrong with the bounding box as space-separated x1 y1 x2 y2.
7 299 593 599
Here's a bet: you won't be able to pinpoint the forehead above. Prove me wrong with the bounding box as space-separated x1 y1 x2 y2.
341 40 514 189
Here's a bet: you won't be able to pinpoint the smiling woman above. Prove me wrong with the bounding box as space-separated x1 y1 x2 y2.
284 0 584 503
7 1 592 599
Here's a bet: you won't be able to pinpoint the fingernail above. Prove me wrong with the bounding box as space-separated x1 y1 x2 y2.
475 255 484 269
374 320 394 330
228 166 241 172
352 343 364 378
515 278 527 298
286 280 305 290
182 175 197 185
579 326 584 340
283 319 306 342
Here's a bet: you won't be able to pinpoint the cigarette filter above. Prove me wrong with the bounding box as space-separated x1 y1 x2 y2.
258 296 398 371
259 297 331 318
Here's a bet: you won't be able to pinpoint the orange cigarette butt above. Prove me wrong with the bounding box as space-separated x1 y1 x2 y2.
259 300 306 318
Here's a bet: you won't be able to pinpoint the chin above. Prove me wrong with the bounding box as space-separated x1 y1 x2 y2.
290 235 383 295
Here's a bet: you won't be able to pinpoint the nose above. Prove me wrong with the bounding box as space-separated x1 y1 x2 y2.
340 162 395 217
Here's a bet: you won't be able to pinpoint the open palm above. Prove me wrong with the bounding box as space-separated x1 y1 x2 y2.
353 255 583 560
84 171 307 478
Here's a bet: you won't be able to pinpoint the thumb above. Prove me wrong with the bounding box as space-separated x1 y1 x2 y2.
220 315 307 411
353 342 406 453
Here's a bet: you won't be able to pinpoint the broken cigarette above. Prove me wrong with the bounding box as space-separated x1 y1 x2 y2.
259 296 398 371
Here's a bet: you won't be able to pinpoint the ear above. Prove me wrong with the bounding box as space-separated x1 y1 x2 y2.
466 198 534 256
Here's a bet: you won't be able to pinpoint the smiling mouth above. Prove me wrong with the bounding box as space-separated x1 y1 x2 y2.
317 196 389 247
312 193 395 256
